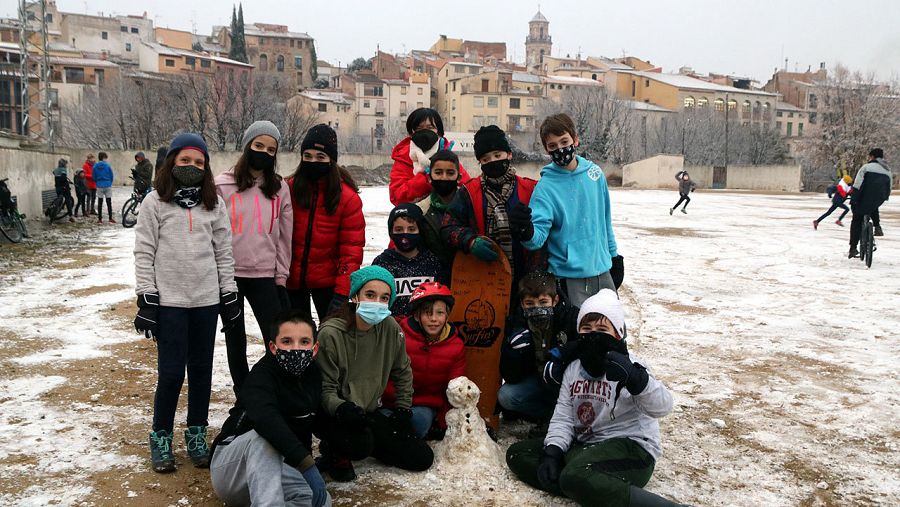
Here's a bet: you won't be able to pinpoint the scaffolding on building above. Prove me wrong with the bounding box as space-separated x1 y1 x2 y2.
16 0 54 149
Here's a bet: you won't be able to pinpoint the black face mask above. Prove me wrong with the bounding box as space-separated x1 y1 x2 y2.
523 306 554 327
248 149 276 172
411 129 439 151
172 165 205 187
481 159 510 178
390 232 421 253
302 161 331 180
579 332 626 378
431 179 458 197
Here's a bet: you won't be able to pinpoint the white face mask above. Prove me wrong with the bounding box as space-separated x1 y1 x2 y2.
356 301 392 325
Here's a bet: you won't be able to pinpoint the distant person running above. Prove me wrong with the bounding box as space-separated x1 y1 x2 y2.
813 175 852 230
669 170 696 215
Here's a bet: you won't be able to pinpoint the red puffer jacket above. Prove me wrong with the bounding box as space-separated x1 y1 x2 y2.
389 136 471 205
382 315 466 428
286 176 365 296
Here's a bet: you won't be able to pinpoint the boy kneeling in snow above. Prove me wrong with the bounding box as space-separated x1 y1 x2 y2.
209 309 330 507
506 289 683 506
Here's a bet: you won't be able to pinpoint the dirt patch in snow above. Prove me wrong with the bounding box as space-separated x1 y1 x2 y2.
69 284 131 298
628 225 705 237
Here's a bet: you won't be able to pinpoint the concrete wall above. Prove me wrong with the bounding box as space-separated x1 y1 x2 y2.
0 148 58 220
726 164 802 192
622 154 687 188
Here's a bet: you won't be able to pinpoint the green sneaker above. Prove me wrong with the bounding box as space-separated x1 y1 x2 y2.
149 429 176 473
184 426 210 468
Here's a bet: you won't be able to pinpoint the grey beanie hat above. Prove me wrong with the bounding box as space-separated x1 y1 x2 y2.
241 120 282 151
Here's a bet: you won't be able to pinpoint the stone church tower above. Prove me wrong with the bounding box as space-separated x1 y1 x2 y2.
525 10 551 74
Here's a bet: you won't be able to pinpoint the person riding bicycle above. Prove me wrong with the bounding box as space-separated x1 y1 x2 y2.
848 148 893 258
133 152 154 196
52 158 75 223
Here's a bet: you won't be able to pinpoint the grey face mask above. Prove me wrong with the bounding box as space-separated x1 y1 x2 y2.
172 165 205 187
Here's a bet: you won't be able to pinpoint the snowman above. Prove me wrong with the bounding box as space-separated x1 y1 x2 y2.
433 376 505 469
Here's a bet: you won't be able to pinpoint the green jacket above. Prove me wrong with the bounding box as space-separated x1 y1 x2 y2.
317 316 413 415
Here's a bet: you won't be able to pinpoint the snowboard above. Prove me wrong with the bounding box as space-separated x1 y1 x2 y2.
449 239 512 430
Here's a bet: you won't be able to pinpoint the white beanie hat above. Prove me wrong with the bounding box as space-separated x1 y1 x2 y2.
576 289 627 339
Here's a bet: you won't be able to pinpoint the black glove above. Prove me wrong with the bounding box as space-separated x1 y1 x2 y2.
542 359 566 385
508 203 534 241
277 285 291 311
219 291 242 332
610 255 625 289
134 293 160 340
327 293 348 317
537 444 564 494
603 351 649 395
507 328 533 351
335 401 367 428
389 407 415 440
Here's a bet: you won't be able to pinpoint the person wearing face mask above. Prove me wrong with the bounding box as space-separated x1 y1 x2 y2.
133 132 240 474
517 113 623 309
416 150 464 272
498 271 580 435
507 289 681 507
209 310 331 507
316 266 434 482
389 108 471 205
215 121 294 393
441 124 546 297
286 124 365 320
372 203 446 316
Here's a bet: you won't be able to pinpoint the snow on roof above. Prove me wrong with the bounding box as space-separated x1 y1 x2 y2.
299 90 352 104
542 75 602 86
0 41 20 52
625 100 673 113
776 101 805 112
622 70 777 96
448 62 484 67
49 56 120 68
244 25 312 40
512 72 541 84
142 42 253 68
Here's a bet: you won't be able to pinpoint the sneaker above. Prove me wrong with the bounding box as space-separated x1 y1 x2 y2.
681 208 688 214
835 220 843 227
874 226 884 237
669 208 674 216
848 246 859 258
108 218 116 224
317 453 357 482
149 429 176 473
97 218 103 224
68 217 75 223
813 220 819 230
184 426 210 468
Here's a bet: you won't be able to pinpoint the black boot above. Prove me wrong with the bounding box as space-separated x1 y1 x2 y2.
874 225 884 237
629 485 686 506
849 245 859 258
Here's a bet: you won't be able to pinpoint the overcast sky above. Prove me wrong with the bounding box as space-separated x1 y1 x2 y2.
7 0 899 82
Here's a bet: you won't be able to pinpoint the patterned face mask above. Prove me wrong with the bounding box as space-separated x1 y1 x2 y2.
523 306 554 325
274 347 316 376
550 145 576 166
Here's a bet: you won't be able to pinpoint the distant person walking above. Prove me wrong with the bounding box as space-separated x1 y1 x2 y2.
82 153 97 215
813 175 852 230
669 170 696 215
93 152 115 223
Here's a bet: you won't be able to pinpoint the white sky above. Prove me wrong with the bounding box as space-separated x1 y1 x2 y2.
5 0 899 82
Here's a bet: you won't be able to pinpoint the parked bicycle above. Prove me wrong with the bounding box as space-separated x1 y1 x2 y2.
121 176 151 228
859 214 876 269
45 182 73 224
0 178 28 243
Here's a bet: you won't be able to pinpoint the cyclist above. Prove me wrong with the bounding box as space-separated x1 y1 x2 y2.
848 148 892 258
52 158 75 223
133 151 154 197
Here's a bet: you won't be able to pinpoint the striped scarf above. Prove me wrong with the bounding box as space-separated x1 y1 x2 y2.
482 169 516 263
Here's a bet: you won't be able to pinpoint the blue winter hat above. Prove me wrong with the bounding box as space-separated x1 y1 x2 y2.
167 133 209 160
349 266 396 307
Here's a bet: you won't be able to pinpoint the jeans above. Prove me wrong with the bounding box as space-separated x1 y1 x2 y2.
379 406 436 439
558 272 616 309
287 287 334 322
497 375 559 421
153 305 218 433
210 430 332 507
225 277 284 393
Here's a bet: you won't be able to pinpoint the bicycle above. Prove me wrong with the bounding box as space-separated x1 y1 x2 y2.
45 187 73 223
859 214 875 268
121 177 151 228
0 178 28 243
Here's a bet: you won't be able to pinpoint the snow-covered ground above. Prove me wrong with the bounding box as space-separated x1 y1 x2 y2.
0 186 897 506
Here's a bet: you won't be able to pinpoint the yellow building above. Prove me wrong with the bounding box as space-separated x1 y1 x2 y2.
435 61 482 119
290 90 355 133
155 27 193 51
139 42 253 76
443 70 541 133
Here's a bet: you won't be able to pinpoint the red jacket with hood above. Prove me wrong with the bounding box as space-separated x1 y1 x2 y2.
389 136 471 205
381 315 466 428
83 160 96 190
285 176 365 296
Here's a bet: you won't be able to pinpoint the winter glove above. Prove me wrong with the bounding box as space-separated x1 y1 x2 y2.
508 203 534 241
507 328 533 350
537 444 565 494
469 236 499 262
603 350 650 395
277 285 291 312
609 255 625 289
542 360 566 386
335 401 367 428
219 291 242 332
389 407 416 440
299 465 327 507
134 293 160 340
327 293 348 317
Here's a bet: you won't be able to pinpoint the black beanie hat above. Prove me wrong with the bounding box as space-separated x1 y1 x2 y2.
301 124 339 162
474 125 511 160
388 203 424 230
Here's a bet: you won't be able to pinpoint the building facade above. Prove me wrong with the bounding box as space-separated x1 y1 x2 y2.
525 10 551 74
216 23 315 92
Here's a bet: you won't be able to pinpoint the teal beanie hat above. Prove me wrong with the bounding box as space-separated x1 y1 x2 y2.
349 266 396 307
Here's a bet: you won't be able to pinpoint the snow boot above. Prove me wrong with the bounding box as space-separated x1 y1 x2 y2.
669 208 674 216
680 208 688 214
835 219 844 227
813 220 819 230
317 452 357 482
874 225 884 237
628 485 687 506
149 429 176 473
848 246 859 258
184 426 210 468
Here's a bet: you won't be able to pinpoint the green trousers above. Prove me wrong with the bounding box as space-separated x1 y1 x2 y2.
506 437 655 507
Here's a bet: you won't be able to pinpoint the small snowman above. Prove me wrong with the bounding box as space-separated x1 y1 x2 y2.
433 376 505 469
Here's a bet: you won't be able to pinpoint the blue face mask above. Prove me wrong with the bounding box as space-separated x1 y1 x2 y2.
356 301 392 325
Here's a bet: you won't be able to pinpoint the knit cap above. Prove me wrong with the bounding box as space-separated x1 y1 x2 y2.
473 125 511 159
241 120 282 151
349 266 397 307
168 133 209 160
576 289 627 339
301 124 339 162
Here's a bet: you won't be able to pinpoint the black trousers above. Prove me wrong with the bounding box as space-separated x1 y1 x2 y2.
850 208 881 246
224 277 285 393
88 188 97 213
817 201 849 223
318 411 433 472
673 193 691 209
74 193 88 216
287 287 334 321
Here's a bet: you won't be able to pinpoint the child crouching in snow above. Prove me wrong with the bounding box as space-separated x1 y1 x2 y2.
209 310 330 507
506 289 683 506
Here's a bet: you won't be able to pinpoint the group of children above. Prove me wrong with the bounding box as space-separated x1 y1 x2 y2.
132 109 682 506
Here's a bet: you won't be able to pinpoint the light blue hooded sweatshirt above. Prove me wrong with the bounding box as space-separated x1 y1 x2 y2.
522 155 617 278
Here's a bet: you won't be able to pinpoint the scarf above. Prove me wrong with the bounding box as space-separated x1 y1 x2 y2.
429 192 450 213
482 168 516 263
173 186 201 209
